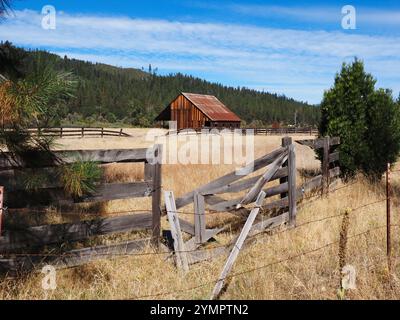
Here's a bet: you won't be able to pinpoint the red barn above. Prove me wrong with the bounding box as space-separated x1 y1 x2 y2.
155 92 241 130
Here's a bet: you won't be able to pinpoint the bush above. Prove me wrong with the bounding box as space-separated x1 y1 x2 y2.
319 59 400 180
60 161 102 198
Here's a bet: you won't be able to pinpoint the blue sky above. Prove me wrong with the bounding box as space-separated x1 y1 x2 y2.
1 0 400 104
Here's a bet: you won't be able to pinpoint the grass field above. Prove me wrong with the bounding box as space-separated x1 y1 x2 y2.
1 130 399 300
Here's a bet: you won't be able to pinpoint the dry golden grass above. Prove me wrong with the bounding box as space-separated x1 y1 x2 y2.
1 131 399 300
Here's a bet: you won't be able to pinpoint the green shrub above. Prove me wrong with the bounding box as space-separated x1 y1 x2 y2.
60 161 102 198
319 59 400 180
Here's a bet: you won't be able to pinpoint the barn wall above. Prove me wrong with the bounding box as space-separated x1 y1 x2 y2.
170 95 210 130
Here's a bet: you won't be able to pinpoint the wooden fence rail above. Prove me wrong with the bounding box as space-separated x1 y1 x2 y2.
21 127 131 138
0 136 340 274
174 127 318 136
0 144 163 272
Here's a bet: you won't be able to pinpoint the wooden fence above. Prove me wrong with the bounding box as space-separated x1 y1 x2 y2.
0 136 340 275
163 136 340 268
0 145 162 273
24 127 131 138
173 127 317 136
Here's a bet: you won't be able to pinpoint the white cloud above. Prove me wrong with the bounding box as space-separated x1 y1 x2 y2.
0 9 399 103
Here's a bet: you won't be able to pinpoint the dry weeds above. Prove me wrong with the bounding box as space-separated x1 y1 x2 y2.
1 131 399 300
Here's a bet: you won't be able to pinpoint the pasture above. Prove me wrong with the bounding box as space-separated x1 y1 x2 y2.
0 129 399 300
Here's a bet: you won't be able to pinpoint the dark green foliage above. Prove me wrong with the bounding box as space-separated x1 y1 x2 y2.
2 43 320 127
59 161 102 198
319 59 400 179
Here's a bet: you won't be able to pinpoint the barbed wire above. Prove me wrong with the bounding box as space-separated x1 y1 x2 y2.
127 224 397 300
1 197 387 259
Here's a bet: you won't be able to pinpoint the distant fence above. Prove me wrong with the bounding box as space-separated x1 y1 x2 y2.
251 127 318 135
173 127 318 136
25 127 131 138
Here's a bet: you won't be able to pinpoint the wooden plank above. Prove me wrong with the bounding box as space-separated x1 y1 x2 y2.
165 191 189 273
264 182 288 198
295 138 324 149
239 150 288 207
210 191 266 300
175 147 286 209
330 137 340 146
296 137 340 149
185 228 224 252
0 148 151 169
287 143 297 226
194 192 206 244
79 182 153 202
179 219 195 236
202 167 288 196
329 152 339 163
330 166 340 178
0 213 152 251
280 137 291 199
188 246 229 265
0 238 150 273
4 181 153 208
151 145 162 247
248 212 289 238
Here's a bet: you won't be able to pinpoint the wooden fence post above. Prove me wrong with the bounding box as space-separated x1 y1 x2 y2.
151 145 162 247
81 127 84 138
194 192 206 244
211 191 266 300
164 190 189 273
119 129 123 136
0 186 3 237
280 137 291 199
60 127 63 138
287 143 297 226
101 128 104 138
322 136 330 195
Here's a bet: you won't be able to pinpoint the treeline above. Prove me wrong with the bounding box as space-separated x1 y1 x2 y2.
2 42 320 127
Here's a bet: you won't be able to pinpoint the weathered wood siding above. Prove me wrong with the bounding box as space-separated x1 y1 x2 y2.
170 94 210 130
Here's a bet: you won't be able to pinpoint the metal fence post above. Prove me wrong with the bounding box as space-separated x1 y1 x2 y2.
386 163 392 271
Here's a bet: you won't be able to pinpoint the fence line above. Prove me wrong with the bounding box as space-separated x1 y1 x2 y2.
127 224 396 300
1 196 387 259
24 127 131 138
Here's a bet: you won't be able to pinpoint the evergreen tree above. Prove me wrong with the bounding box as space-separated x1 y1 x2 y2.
319 59 400 179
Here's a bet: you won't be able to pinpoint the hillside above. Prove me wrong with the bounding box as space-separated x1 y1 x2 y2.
2 43 320 127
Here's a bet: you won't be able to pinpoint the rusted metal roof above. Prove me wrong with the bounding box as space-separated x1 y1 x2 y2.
182 92 241 122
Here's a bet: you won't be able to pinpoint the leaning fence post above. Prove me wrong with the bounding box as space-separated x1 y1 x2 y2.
194 192 206 244
151 145 162 247
165 190 189 273
0 186 3 237
211 191 266 300
287 142 297 227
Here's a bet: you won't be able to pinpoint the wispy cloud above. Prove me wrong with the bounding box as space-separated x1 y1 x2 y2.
0 9 399 103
